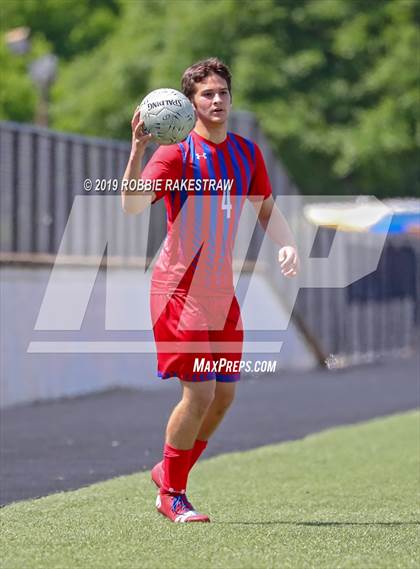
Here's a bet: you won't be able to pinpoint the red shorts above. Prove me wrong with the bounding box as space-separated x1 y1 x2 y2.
150 292 243 382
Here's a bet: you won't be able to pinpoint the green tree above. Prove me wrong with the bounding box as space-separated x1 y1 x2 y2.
231 0 420 196
0 0 120 121
0 0 120 59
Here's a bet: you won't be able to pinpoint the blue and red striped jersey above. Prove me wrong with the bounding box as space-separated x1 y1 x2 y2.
141 130 272 295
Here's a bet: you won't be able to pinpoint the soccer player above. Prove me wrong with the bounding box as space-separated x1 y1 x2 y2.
121 58 299 523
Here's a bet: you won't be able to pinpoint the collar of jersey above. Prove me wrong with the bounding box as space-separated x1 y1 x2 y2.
192 129 229 148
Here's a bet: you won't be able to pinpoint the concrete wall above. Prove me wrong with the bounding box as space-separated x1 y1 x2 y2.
1 265 316 408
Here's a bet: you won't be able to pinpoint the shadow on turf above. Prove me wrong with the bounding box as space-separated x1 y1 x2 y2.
217 521 420 527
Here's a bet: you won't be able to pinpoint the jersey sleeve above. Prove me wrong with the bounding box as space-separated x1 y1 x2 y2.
247 143 272 201
141 144 183 203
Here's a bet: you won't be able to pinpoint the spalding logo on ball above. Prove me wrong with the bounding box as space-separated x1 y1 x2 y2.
139 88 196 145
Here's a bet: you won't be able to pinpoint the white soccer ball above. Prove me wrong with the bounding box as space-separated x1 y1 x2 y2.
139 88 195 145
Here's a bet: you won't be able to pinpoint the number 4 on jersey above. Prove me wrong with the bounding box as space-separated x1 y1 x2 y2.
221 189 232 219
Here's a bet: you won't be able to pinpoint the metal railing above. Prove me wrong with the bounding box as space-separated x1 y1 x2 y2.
288 230 419 366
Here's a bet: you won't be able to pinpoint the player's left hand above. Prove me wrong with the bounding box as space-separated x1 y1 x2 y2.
278 246 299 277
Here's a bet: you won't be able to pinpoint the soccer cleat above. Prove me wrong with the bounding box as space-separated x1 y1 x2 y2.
156 492 210 523
151 461 164 489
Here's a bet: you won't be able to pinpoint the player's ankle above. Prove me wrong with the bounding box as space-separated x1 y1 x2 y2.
160 487 186 496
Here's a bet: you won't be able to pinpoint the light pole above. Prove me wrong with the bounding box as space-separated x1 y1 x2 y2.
29 54 58 127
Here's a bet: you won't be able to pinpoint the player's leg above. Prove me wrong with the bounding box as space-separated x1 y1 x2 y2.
176 381 236 477
195 381 236 442
150 289 213 486
155 380 215 522
154 295 243 484
150 293 234 521
166 380 216 449
152 378 236 522
186 294 243 471
151 379 215 489
158 381 216 493
152 382 234 487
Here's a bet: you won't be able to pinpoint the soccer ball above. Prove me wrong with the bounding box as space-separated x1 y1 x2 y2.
139 88 195 145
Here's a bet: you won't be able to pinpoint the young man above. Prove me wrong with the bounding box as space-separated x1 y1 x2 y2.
121 58 299 523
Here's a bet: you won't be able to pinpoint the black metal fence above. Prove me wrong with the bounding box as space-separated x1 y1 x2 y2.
288 230 420 366
0 121 130 256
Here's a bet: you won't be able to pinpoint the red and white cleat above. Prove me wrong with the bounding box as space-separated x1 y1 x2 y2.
156 492 210 523
151 461 164 489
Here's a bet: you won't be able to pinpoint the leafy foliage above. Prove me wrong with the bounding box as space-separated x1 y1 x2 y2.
1 0 419 197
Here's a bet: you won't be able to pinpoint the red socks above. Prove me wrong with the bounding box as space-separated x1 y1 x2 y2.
161 439 208 495
190 439 208 470
162 443 191 494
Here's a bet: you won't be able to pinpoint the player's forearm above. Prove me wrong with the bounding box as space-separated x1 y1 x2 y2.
123 148 144 183
121 150 153 214
258 203 297 249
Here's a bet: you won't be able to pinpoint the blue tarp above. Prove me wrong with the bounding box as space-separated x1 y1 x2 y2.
370 212 420 234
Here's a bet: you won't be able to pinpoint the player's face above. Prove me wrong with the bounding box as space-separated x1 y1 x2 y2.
192 73 231 126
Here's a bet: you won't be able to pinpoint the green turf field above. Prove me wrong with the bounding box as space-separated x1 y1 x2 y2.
1 411 419 569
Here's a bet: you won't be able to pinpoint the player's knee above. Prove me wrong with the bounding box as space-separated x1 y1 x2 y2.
189 397 214 418
183 383 215 416
213 390 235 414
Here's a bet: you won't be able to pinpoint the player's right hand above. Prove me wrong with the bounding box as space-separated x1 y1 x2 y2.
131 106 153 154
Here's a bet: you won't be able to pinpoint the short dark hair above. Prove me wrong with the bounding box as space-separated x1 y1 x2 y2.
181 57 232 100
